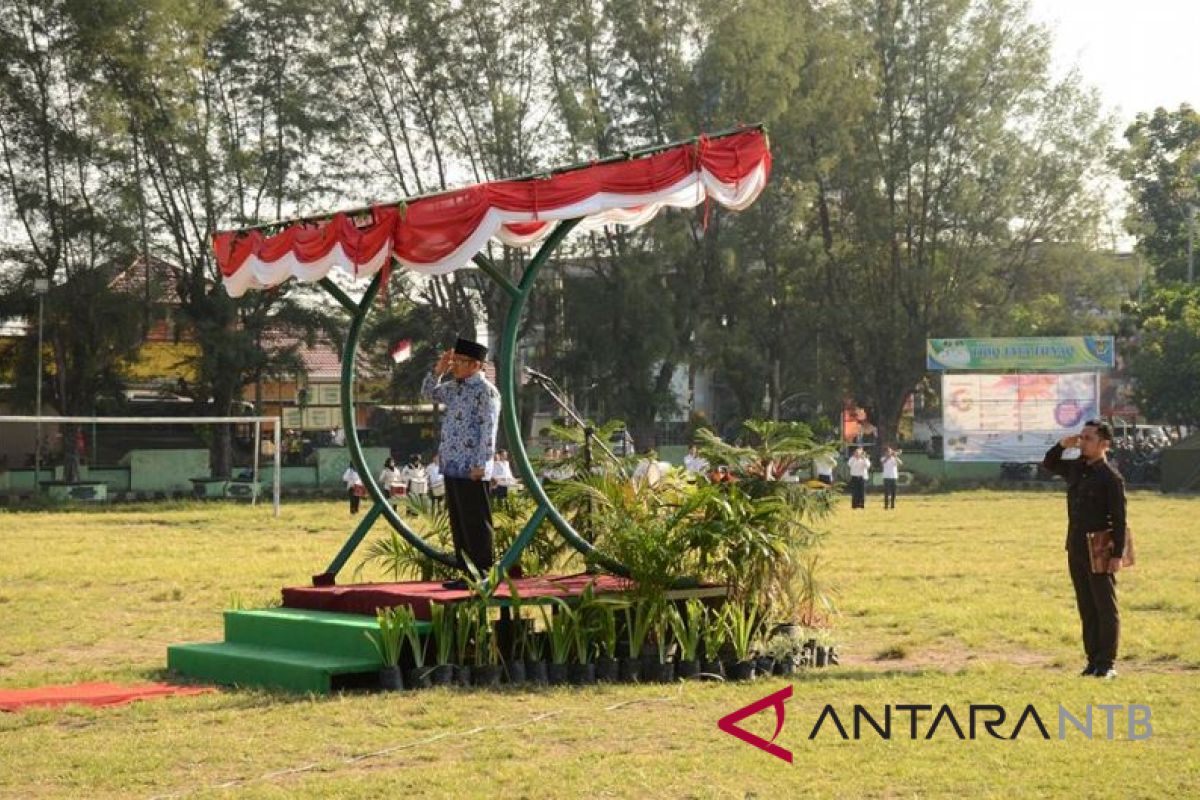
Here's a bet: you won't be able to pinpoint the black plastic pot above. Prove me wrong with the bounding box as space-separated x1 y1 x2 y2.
379 665 404 691
828 646 839 666
506 659 527 686
815 646 828 667
756 656 776 676
525 659 549 685
726 659 756 681
568 662 597 686
406 665 433 690
618 656 641 683
675 659 701 680
595 656 619 683
700 659 725 680
431 664 455 686
652 660 676 683
774 659 796 676
454 664 471 686
547 662 569 685
472 663 502 687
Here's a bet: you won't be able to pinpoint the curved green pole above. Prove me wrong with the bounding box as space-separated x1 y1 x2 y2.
316 270 457 585
493 219 629 578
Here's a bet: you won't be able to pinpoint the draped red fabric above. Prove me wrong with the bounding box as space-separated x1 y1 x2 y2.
213 128 770 284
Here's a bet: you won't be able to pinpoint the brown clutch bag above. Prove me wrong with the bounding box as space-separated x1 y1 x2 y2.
1086 527 1135 574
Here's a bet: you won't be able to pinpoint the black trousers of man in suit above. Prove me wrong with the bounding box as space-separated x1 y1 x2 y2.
444 476 495 574
1067 531 1119 669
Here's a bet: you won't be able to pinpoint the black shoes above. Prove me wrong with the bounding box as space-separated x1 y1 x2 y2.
1080 663 1097 676
441 579 468 590
1094 665 1117 679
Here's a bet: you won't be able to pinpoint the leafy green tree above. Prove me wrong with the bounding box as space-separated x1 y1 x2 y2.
0 0 145 480
1124 285 1200 426
1116 105 1200 283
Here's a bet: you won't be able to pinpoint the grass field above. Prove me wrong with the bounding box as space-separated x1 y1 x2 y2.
1 490 1198 798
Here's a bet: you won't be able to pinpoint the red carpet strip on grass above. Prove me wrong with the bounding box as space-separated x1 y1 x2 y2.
0 681 215 712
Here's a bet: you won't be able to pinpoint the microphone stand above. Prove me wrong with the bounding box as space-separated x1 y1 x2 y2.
524 369 626 556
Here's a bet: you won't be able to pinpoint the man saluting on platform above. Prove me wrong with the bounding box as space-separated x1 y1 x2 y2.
422 338 502 590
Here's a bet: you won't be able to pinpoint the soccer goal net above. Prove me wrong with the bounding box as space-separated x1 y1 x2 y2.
0 414 282 515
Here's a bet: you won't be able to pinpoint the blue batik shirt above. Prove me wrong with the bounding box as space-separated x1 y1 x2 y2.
421 370 501 479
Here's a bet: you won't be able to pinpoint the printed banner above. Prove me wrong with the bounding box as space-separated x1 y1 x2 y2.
927 337 1114 371
942 372 1099 462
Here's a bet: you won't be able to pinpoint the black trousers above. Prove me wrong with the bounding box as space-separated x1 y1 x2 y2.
850 476 866 508
1067 533 1119 667
348 488 361 514
883 478 897 508
445 476 495 574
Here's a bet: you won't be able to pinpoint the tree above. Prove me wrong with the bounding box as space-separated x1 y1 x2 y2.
800 0 1113 449
94 0 344 476
0 0 145 481
1124 285 1200 426
1116 105 1200 283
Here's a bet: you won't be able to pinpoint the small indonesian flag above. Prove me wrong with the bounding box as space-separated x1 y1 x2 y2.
390 339 412 363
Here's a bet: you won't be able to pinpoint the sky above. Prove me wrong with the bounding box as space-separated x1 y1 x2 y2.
1030 0 1199 127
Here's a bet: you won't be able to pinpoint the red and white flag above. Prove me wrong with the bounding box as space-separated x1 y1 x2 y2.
390 339 412 363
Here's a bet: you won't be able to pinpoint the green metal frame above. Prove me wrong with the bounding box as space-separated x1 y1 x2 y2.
313 219 626 585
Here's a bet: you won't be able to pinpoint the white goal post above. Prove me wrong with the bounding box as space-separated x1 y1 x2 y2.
0 415 282 516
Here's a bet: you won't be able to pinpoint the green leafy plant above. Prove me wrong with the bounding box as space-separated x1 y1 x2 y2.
595 599 624 659
428 602 453 666
625 600 655 659
725 601 761 662
464 561 504 667
670 599 705 662
651 599 674 664
701 602 727 661
396 604 425 669
453 602 472 666
365 606 404 667
540 600 574 666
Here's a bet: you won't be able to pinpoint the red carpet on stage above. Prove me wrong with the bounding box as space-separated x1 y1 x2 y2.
282 573 635 619
0 682 215 712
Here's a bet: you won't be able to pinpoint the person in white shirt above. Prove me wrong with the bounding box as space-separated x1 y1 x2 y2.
881 447 903 509
400 455 428 500
342 465 365 514
426 455 445 508
485 450 515 503
683 446 709 477
847 447 871 509
812 450 838 485
378 457 403 506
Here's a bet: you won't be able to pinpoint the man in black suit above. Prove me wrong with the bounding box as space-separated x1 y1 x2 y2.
1043 419 1127 679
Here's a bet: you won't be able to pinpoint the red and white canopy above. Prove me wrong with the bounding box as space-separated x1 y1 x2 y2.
212 128 771 298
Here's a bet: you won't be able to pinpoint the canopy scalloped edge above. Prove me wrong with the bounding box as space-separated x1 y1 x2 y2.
212 129 771 298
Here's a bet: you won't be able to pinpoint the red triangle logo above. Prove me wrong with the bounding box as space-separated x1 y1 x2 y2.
717 685 793 763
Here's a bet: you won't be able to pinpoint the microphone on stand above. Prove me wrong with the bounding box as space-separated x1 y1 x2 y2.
523 366 554 382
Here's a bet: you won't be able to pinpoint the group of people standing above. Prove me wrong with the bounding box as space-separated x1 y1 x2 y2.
826 446 904 509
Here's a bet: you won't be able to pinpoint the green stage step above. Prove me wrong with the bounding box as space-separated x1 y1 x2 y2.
168 641 380 694
168 608 432 694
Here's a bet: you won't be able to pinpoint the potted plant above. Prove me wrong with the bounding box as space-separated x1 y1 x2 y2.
764 631 800 676
365 606 404 691
670 600 704 680
464 562 504 687
453 600 473 686
395 605 431 689
428 603 456 686
524 612 549 685
724 601 760 681
503 578 529 686
648 600 675 683
567 588 599 685
541 602 573 686
621 602 654 683
700 603 727 679
594 600 622 682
